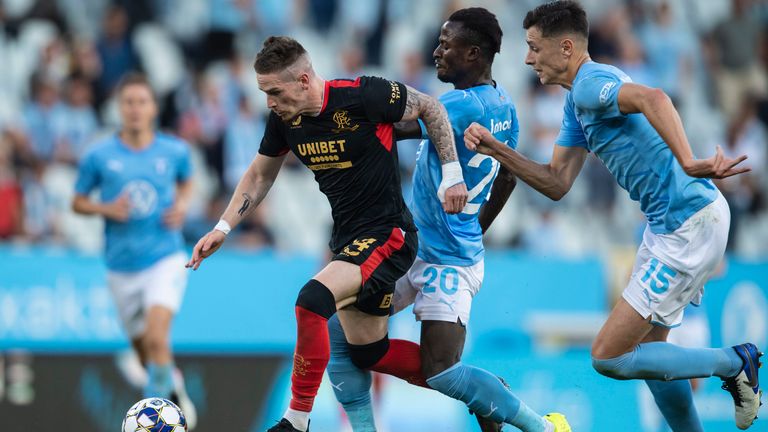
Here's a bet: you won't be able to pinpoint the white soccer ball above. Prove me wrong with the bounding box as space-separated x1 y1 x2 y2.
122 397 188 432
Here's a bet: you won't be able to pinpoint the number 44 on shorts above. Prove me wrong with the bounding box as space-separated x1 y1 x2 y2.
641 258 677 294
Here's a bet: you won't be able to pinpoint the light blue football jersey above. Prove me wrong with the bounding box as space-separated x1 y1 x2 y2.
75 133 192 271
411 84 518 266
556 62 717 234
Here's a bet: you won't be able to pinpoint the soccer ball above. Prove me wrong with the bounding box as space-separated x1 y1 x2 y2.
122 397 187 432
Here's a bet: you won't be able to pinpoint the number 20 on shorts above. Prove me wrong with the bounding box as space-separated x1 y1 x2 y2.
423 266 459 295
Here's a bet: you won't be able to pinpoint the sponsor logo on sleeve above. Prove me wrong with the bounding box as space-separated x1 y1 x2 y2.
599 81 617 105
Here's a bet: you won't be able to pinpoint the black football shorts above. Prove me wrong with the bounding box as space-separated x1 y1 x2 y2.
332 227 417 316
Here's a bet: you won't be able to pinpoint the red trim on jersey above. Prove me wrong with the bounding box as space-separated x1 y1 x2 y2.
320 80 330 113
321 77 361 114
328 77 362 88
375 123 394 152
360 228 405 286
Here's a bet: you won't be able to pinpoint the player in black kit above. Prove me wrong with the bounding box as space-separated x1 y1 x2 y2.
186 36 468 432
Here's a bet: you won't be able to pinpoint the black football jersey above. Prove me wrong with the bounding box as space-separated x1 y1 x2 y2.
259 76 416 253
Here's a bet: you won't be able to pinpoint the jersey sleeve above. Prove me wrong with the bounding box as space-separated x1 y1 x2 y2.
555 94 588 148
359 76 408 123
74 150 100 195
176 141 192 181
258 112 290 157
417 119 428 139
506 106 520 150
572 73 626 119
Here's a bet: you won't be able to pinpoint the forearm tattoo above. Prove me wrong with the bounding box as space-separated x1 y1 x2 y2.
403 86 458 163
237 193 254 216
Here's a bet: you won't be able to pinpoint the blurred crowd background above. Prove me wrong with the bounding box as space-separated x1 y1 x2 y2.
0 0 766 260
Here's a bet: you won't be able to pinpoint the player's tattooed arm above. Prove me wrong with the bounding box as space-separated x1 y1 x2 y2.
393 120 422 140
187 153 285 270
399 84 467 213
237 193 254 216
400 85 458 164
221 153 285 227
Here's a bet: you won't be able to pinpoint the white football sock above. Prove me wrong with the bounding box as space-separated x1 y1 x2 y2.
284 408 310 431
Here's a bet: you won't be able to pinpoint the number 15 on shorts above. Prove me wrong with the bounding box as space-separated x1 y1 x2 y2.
641 258 677 294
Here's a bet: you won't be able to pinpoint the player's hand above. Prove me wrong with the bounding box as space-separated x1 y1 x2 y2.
163 202 188 228
441 182 468 214
683 146 751 179
186 230 227 270
464 122 498 156
102 195 131 222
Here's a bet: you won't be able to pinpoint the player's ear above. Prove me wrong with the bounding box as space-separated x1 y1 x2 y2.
560 38 574 57
298 72 310 89
466 45 481 62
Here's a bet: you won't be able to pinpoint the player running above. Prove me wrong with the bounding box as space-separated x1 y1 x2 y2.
72 73 198 428
464 2 761 430
186 36 468 432
327 8 571 432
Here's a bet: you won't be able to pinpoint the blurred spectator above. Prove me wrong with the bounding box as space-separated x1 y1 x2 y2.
0 133 24 238
223 95 264 192
37 37 70 83
55 74 99 164
306 0 338 34
253 0 297 38
637 1 694 105
187 73 228 185
202 0 249 66
20 72 65 164
587 6 625 63
614 35 653 86
716 97 767 250
706 0 768 122
96 4 141 104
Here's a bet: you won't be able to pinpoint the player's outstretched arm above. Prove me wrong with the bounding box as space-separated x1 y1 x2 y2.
400 85 468 214
478 166 516 234
465 122 587 201
617 83 750 179
186 153 285 270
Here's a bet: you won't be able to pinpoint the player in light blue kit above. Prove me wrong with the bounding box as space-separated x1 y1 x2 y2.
72 73 197 428
327 8 571 432
465 2 761 431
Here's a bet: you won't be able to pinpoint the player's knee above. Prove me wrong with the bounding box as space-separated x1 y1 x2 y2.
348 336 389 370
591 353 633 380
296 279 337 319
327 315 350 356
421 353 459 379
142 332 169 355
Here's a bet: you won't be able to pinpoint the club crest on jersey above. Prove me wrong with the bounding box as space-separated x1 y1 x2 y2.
291 115 302 128
332 110 359 133
155 158 167 175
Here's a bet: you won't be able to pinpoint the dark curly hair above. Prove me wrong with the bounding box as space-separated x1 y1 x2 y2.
448 7 503 62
